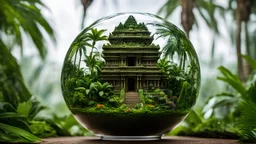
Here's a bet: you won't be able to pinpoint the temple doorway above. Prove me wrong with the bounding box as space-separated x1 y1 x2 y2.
127 77 136 91
127 57 136 66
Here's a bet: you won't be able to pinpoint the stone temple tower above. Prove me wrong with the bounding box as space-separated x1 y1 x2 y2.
101 15 164 93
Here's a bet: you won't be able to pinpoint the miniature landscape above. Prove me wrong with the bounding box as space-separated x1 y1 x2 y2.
3 0 256 142
61 15 200 135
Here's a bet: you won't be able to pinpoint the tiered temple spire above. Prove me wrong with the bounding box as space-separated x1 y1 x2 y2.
101 15 164 92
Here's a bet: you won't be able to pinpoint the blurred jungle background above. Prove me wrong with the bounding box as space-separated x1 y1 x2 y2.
1 0 256 143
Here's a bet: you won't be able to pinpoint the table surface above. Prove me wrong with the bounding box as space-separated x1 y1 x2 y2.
42 136 238 144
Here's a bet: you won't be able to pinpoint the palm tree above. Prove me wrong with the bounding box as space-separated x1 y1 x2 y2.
70 28 106 78
235 0 253 81
157 58 171 73
158 0 225 60
70 33 92 67
67 28 107 76
87 28 108 56
158 0 222 38
83 52 103 77
151 21 195 70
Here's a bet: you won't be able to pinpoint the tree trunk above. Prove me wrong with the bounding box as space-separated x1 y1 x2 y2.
244 22 252 76
81 0 93 29
236 8 243 81
236 0 252 81
181 0 194 38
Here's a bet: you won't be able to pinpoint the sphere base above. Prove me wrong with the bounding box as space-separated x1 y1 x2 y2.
97 135 162 141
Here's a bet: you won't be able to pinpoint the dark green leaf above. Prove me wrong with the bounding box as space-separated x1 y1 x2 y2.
0 123 41 143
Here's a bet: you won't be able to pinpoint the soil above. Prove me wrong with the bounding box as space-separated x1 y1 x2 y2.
72 110 187 136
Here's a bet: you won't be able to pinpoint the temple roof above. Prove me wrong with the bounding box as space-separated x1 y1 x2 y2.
114 15 148 32
124 15 137 26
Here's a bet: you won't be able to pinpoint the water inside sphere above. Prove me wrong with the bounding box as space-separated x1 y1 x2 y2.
61 12 201 140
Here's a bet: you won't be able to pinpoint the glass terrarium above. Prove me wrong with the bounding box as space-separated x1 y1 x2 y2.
61 12 200 140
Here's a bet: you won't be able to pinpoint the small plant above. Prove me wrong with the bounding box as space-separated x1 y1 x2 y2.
138 89 144 103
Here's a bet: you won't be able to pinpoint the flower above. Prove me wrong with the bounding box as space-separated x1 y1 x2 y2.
124 109 130 113
147 104 154 108
97 104 104 108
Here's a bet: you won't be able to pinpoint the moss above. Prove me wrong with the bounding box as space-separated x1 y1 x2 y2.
70 106 189 116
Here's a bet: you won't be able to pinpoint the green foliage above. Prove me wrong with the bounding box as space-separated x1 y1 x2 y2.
142 89 176 110
41 114 91 136
0 45 47 142
138 89 144 103
217 66 246 96
0 0 62 142
157 0 224 57
83 53 104 77
115 16 148 31
157 58 198 111
170 110 239 139
17 99 46 121
120 88 125 103
64 66 123 108
238 99 256 142
177 81 189 109
87 28 108 46
0 0 55 59
203 56 256 141
30 121 57 138
0 123 41 143
0 101 42 142
0 44 31 108
0 100 75 140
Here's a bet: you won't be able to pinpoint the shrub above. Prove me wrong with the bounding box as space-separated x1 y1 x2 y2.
138 89 144 103
120 88 125 102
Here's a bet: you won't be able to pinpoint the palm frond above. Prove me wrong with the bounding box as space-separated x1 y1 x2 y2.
238 99 256 142
0 41 31 107
0 0 55 59
217 66 246 96
157 0 180 19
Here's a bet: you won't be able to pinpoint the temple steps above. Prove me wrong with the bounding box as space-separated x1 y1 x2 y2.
125 92 140 108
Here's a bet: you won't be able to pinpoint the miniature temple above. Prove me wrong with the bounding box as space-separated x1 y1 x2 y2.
101 15 165 92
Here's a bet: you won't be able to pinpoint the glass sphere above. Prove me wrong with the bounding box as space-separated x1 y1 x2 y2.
61 12 200 140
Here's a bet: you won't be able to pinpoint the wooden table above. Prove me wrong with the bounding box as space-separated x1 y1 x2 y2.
42 136 238 144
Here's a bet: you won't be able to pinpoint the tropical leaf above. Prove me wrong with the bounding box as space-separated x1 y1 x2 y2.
0 0 55 59
26 99 46 120
247 82 256 103
0 42 31 107
217 66 246 96
0 123 41 143
0 102 16 113
238 99 256 141
99 91 104 97
17 101 32 118
0 112 25 119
